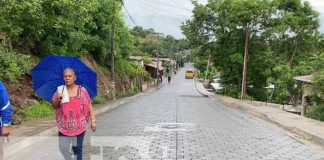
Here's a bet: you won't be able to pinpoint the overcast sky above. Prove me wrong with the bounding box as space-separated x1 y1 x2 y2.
122 0 324 39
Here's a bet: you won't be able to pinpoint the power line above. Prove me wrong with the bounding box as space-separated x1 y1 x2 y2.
122 1 137 25
128 0 153 13
130 0 191 17
168 0 191 11
154 0 191 11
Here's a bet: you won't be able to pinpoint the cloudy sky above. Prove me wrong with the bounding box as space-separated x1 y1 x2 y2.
122 0 324 39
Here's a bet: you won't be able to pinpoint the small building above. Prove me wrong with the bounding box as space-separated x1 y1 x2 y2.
145 61 163 79
159 57 170 62
294 75 313 116
128 56 144 68
156 57 177 73
152 57 163 65
158 58 176 65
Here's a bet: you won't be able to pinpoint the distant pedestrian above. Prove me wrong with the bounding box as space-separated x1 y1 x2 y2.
168 75 171 83
0 81 13 160
52 68 96 160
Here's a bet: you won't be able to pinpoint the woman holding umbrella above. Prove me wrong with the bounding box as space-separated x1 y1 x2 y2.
52 68 96 160
32 55 98 160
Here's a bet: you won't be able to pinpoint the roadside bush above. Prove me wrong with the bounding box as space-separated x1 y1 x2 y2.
247 87 267 102
22 101 54 120
243 95 255 101
116 87 140 98
93 95 105 104
223 85 240 99
310 52 324 98
307 102 324 122
0 48 33 83
127 87 139 96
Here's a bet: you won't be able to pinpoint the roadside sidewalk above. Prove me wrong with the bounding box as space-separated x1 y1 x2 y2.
195 80 324 148
4 87 156 159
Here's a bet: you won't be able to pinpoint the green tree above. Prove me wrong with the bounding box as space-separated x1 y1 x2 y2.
130 26 189 58
182 0 320 102
307 51 324 121
310 52 324 98
0 0 135 66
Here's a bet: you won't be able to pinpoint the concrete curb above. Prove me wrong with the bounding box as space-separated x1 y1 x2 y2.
4 87 156 159
193 77 209 97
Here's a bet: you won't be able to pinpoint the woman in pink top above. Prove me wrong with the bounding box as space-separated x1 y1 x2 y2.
52 68 96 160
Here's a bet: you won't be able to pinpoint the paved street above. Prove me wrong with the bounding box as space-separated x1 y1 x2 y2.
9 65 324 160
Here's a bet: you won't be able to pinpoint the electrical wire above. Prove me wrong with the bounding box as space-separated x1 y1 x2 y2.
167 0 192 11
122 0 137 25
131 0 191 17
154 0 191 11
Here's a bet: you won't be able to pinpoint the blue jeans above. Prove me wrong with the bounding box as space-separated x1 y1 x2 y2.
58 132 85 160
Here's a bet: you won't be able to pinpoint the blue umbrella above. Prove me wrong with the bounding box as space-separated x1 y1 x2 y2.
31 55 97 102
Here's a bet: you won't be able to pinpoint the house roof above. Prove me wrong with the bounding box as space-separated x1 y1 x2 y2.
129 56 143 61
145 63 163 70
152 58 163 62
159 58 171 61
294 75 312 83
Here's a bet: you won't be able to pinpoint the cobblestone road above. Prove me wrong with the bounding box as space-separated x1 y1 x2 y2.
10 65 324 160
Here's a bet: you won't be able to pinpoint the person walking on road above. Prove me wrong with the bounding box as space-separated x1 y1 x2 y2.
52 68 96 160
0 81 13 160
168 75 171 83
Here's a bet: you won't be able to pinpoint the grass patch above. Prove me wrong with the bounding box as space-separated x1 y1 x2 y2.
116 87 140 98
22 102 54 120
127 87 140 96
93 95 106 104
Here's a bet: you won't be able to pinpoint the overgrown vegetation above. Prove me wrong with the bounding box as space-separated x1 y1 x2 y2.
0 0 189 123
182 0 324 121
0 0 134 64
21 102 54 120
92 95 106 104
310 52 324 98
116 87 140 98
307 102 324 121
307 51 324 120
130 26 189 58
182 0 322 101
0 46 35 83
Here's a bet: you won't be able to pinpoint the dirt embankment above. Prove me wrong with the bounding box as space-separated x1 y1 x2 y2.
4 75 38 112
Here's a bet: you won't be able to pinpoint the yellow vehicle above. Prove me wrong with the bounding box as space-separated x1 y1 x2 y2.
185 69 194 79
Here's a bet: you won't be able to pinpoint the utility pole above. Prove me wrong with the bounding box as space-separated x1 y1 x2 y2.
241 23 250 100
204 54 210 83
110 0 116 100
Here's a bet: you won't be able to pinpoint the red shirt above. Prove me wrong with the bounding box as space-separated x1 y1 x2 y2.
52 86 91 136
